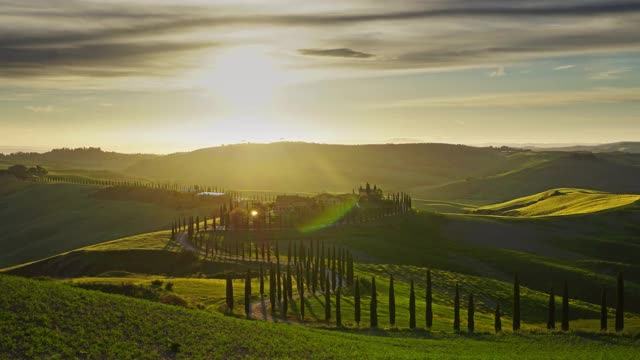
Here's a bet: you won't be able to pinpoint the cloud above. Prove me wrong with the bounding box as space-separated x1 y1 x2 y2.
489 66 506 77
588 68 631 80
24 105 59 113
298 48 374 58
370 87 640 109
0 41 217 79
554 64 575 70
2 1 640 88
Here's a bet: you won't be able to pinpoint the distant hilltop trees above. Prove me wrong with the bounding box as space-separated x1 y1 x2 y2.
0 164 47 180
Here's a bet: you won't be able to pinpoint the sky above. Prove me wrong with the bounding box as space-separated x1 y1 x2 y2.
1 0 640 154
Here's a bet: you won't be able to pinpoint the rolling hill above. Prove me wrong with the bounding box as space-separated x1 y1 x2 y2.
528 141 640 154
0 178 212 268
2 274 638 359
0 147 157 171
474 188 640 217
423 152 640 203
124 142 534 194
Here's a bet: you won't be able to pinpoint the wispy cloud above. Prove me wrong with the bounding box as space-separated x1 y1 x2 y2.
24 105 60 113
489 66 506 77
554 64 575 70
298 48 374 59
588 68 631 80
370 87 640 109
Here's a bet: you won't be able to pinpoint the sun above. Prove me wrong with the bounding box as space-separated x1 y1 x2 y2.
250 210 258 217
209 46 284 111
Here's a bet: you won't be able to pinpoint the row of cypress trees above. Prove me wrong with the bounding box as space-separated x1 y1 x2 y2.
226 269 626 333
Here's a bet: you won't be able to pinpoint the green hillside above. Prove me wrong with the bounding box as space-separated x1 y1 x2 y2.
423 153 640 203
2 275 638 359
0 178 211 268
125 142 533 195
8 208 640 313
474 188 640 217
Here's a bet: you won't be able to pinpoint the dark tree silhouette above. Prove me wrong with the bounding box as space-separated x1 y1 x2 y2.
453 284 460 333
601 287 607 331
562 281 569 331
226 274 234 311
282 277 288 319
389 275 396 327
426 270 433 329
355 277 361 327
547 287 556 330
495 303 502 333
513 273 521 331
300 276 305 322
245 270 251 318
336 288 342 327
409 279 416 329
325 277 331 322
616 272 624 332
370 277 378 328
259 263 264 295
467 293 475 333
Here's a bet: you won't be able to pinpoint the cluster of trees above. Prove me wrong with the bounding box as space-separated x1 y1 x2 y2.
0 164 47 180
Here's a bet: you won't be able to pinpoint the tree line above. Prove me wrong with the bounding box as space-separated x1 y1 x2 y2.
225 266 626 333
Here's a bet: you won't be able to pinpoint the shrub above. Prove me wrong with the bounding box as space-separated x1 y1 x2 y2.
160 294 189 308
151 279 164 288
165 282 174 291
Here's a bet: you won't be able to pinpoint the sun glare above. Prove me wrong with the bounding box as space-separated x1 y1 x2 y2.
251 210 258 217
209 46 284 111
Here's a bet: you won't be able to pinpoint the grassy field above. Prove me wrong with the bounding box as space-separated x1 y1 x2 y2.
1 274 639 359
0 178 212 267
475 188 640 217
7 206 640 312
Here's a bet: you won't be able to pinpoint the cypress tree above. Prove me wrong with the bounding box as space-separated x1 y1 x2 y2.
325 277 331 322
495 303 502 333
513 273 521 331
226 274 234 311
601 287 607 331
300 277 305 321
409 279 416 329
426 270 433 329
287 265 293 299
453 284 460 333
547 287 556 330
389 275 396 327
245 270 251 318
282 277 288 319
354 277 361 327
269 264 276 315
370 276 378 328
336 288 342 327
259 263 264 295
562 281 569 331
276 263 282 302
616 272 624 332
467 293 475 333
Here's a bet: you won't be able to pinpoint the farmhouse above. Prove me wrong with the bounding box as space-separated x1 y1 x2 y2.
275 195 316 213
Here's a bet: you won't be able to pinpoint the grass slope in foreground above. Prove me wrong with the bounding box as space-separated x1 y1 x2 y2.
474 188 640 217
1 274 639 359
